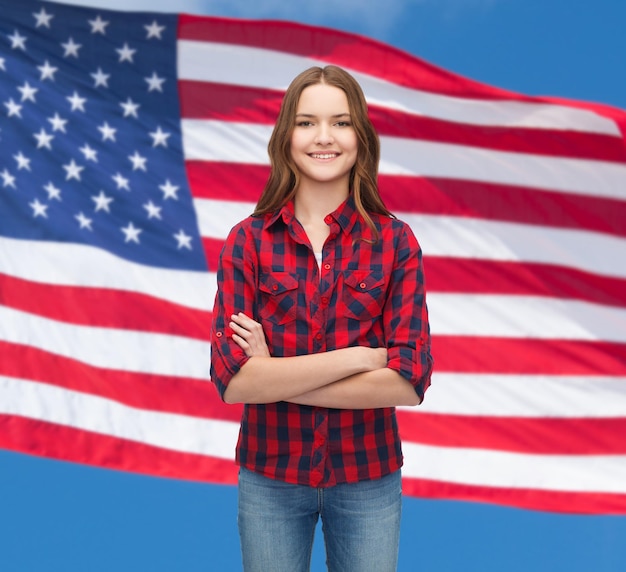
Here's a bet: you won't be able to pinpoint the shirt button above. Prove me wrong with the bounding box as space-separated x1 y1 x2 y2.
324 215 333 224
316 333 323 340
215 331 223 338
359 282 366 289
321 296 328 304
323 263 331 271
272 284 278 291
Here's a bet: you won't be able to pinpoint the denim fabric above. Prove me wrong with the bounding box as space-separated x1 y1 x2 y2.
238 467 402 572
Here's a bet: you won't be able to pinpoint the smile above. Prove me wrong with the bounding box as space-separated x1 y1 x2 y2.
309 153 339 159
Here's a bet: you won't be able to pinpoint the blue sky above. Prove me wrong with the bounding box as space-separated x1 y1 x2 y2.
3 1 626 571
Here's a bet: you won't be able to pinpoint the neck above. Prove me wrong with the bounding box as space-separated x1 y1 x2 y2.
294 180 349 223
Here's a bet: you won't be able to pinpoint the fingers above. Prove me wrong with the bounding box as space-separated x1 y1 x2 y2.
229 312 271 358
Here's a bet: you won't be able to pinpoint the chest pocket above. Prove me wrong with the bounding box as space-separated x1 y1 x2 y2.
258 272 299 325
341 270 386 321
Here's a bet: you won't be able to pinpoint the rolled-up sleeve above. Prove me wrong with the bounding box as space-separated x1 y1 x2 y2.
384 223 433 401
210 222 255 400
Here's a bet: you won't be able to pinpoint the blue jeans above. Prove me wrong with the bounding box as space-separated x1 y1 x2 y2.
237 467 402 572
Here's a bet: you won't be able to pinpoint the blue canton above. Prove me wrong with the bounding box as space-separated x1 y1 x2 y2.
0 0 206 271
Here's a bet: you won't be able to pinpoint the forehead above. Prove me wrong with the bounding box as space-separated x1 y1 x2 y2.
296 83 350 114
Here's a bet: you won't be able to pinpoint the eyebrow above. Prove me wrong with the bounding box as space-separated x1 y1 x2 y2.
295 113 351 119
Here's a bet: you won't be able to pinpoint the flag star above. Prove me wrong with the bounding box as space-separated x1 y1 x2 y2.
128 151 147 171
98 121 117 141
112 172 130 191
92 190 114 212
149 126 171 147
67 91 87 112
4 98 22 118
145 72 165 92
38 60 58 81
174 229 193 250
48 112 68 132
18 81 38 102
159 179 179 200
44 182 62 200
1 168 17 188
63 159 84 181
91 67 110 88
120 97 140 118
8 30 27 51
62 37 82 58
143 200 162 219
14 152 31 170
34 128 54 149
33 7 54 28
30 199 49 218
75 212 93 230
79 143 98 162
116 43 136 63
89 15 109 34
121 222 142 243
145 20 165 39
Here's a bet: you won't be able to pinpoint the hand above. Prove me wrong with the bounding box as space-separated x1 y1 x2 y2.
229 312 271 358
366 347 388 370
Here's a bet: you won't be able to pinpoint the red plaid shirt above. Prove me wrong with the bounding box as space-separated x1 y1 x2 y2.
210 196 433 487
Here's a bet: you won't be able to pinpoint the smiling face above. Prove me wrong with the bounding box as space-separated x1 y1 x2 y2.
289 83 358 193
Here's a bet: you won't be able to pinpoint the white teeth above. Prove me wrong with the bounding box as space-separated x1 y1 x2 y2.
311 153 337 159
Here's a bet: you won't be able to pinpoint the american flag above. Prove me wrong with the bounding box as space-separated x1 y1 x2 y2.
1 0 625 514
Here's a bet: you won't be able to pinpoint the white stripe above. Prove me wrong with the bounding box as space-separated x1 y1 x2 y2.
181 119 626 200
0 306 211 379
406 214 626 280
402 442 626 494
178 40 620 136
404 374 626 417
193 198 626 280
428 294 626 343
4 376 623 495
0 376 236 458
0 236 213 312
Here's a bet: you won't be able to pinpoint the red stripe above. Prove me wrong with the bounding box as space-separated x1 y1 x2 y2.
378 176 626 238
0 273 211 340
433 337 626 375
5 415 624 514
0 341 241 422
0 415 238 485
180 80 626 163
176 12 626 147
398 412 626 455
177 15 547 102
202 237 225 272
402 477 626 514
187 161 268 202
186 161 626 237
424 257 626 307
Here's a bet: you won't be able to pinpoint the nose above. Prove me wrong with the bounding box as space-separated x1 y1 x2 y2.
314 124 334 145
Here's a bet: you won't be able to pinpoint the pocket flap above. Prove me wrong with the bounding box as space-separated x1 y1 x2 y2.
259 272 299 295
343 270 385 292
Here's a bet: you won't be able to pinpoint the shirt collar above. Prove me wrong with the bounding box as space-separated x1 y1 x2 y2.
264 194 359 236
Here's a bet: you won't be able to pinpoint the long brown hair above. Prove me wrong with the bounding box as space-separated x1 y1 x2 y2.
253 65 393 239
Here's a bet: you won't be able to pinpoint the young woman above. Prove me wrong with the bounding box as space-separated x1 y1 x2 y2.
210 65 433 572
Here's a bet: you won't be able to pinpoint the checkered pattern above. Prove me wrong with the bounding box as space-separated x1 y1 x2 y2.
211 196 433 487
